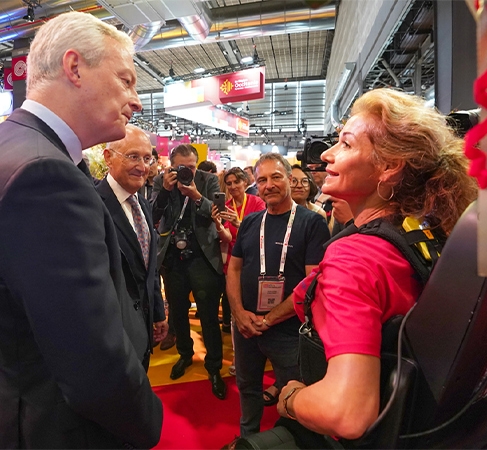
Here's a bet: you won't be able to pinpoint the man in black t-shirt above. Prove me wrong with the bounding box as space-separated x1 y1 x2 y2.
227 153 330 438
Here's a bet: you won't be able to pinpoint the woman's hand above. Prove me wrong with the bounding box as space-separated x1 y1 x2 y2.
220 206 240 228
277 380 306 418
211 204 222 225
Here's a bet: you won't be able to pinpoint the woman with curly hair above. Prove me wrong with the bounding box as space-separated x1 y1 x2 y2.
275 88 478 446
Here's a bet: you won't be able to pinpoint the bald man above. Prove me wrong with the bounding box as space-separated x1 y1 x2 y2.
97 125 168 371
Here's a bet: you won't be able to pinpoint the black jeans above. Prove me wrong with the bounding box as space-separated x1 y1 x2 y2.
161 249 224 374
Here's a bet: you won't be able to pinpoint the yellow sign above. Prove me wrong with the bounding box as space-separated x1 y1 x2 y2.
220 79 234 95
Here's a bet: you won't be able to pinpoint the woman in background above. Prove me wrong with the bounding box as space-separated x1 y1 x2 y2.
290 164 328 220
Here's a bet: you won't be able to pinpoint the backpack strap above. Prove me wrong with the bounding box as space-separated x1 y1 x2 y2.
357 218 440 286
303 218 443 325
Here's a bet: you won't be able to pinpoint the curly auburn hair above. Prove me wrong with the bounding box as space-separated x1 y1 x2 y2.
351 88 477 234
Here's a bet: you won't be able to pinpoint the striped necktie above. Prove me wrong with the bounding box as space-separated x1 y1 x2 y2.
126 194 150 269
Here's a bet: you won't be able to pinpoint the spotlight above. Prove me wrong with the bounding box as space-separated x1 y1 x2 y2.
23 5 35 22
169 67 175 78
284 84 288 91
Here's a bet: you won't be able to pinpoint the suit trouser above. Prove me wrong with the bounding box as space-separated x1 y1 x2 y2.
161 251 224 375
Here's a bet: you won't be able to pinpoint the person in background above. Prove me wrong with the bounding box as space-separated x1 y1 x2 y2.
307 164 328 204
225 153 330 440
290 164 328 221
302 165 354 235
152 144 227 400
276 88 478 447
198 160 218 174
244 165 258 195
0 11 162 449
138 148 160 200
97 125 168 371
211 167 266 374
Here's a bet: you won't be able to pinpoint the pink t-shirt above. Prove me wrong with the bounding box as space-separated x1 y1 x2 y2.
294 234 422 360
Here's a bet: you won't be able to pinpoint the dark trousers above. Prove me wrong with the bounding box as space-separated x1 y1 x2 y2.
235 325 300 437
161 252 224 375
221 278 231 326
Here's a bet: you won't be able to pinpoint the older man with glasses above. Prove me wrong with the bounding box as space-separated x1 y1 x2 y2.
97 124 168 371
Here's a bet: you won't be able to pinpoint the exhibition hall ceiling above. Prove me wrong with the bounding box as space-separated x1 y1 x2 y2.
0 0 434 148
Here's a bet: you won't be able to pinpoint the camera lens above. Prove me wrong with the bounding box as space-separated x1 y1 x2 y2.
176 166 194 186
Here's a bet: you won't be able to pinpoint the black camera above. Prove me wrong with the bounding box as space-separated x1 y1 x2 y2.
296 134 338 171
446 109 480 138
171 228 193 260
169 165 194 186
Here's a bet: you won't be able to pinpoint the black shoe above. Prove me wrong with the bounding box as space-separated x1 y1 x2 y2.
170 357 193 380
209 372 227 400
159 332 176 351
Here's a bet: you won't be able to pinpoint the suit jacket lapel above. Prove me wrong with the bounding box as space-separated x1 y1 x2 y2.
97 179 145 267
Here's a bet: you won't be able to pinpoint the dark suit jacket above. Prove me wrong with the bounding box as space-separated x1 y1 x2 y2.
0 109 162 449
151 170 223 274
96 178 165 363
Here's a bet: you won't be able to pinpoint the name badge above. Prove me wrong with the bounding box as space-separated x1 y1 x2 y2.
257 276 285 312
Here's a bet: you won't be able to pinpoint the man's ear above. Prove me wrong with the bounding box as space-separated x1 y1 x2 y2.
103 148 112 168
62 49 82 87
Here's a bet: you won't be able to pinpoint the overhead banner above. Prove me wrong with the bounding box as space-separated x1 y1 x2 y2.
215 69 264 103
167 104 250 137
3 68 13 90
164 67 263 138
11 56 27 81
165 66 264 106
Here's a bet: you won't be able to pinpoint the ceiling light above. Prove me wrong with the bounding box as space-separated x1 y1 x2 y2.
240 56 253 64
194 67 205 74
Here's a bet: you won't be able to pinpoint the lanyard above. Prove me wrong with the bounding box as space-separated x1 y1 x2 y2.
259 202 297 276
232 193 248 223
174 196 189 231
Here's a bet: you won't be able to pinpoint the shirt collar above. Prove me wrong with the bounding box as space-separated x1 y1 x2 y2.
107 173 136 204
21 99 83 165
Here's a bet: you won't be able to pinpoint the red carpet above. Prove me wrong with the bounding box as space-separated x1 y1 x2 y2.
153 372 280 449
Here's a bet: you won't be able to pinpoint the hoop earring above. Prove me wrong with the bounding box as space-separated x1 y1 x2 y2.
377 180 394 201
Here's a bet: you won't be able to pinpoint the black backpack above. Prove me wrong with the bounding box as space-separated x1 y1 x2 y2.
299 217 443 386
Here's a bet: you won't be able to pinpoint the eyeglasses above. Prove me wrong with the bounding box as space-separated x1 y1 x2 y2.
291 177 310 187
111 149 156 166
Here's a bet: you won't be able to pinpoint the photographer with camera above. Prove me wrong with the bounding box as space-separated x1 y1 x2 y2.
151 144 227 400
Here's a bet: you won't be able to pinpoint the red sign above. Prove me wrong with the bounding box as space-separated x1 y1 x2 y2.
3 68 13 90
11 56 27 81
176 67 265 108
216 69 265 103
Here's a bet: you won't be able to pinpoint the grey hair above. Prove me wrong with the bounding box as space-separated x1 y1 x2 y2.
27 11 134 94
254 152 292 176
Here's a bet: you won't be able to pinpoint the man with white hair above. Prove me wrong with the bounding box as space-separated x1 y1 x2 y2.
0 11 162 449
97 125 168 371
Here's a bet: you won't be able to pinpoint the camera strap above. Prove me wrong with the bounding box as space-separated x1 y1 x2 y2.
173 196 189 232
